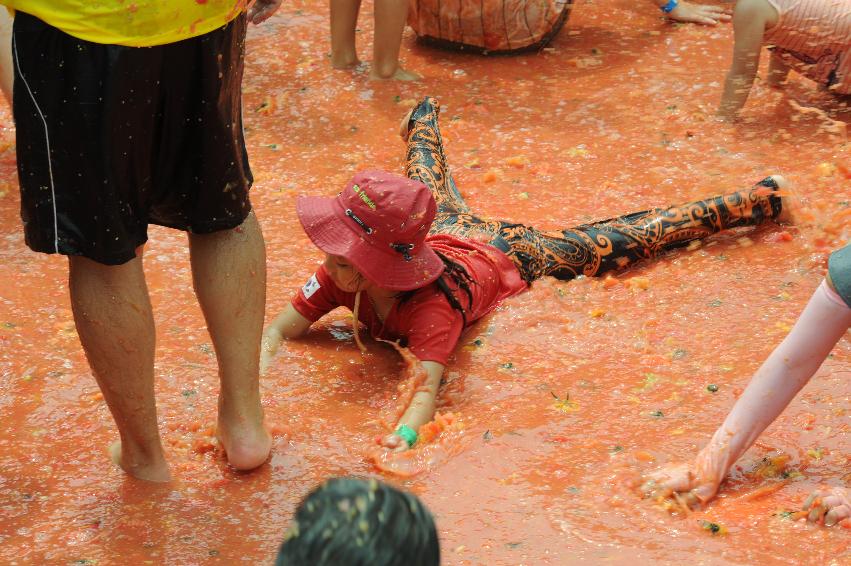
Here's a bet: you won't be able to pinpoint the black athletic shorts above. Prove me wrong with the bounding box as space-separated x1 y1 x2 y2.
11 11 253 265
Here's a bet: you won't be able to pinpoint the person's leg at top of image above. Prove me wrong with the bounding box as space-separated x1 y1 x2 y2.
371 0 420 80
330 0 362 69
329 0 420 79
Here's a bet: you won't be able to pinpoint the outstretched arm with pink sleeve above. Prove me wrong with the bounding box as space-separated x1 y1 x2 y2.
645 277 851 522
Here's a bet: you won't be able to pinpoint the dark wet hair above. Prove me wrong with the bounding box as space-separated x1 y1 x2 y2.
275 477 440 566
398 251 475 326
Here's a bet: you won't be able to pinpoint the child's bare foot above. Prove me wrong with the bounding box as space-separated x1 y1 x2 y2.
398 107 415 142
766 174 798 224
369 63 421 81
108 441 171 482
330 50 361 70
216 402 272 471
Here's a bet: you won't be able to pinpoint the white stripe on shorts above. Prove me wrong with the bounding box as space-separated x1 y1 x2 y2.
12 33 59 253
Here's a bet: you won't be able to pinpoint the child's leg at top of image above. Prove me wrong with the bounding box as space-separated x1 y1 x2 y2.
330 0 362 69
371 0 420 80
403 97 470 215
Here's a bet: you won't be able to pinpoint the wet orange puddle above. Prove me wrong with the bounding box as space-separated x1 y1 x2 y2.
1 1 849 564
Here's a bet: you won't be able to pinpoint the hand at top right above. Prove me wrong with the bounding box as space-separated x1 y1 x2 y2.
667 1 732 25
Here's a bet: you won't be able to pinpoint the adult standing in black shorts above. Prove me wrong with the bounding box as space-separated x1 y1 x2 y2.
7 0 282 482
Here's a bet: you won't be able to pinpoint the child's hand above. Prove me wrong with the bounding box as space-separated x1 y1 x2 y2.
667 1 731 26
247 0 282 25
641 462 719 509
260 327 282 376
802 487 851 527
378 432 411 453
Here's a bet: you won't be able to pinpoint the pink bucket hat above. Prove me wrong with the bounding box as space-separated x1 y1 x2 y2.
296 170 445 291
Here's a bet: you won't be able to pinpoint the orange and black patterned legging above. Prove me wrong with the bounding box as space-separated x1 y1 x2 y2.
405 97 784 283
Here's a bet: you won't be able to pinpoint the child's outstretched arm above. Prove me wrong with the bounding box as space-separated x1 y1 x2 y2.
260 304 313 375
718 0 773 120
654 0 731 26
645 279 851 512
380 360 445 452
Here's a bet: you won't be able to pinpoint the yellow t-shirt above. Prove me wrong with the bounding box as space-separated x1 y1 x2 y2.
1 1 245 47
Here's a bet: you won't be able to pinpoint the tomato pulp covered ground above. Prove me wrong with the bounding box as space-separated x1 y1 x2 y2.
0 1 849 564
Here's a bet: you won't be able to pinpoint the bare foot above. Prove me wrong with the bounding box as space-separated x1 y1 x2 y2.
331 50 361 70
398 107 415 142
108 441 171 482
369 64 421 81
216 403 272 471
766 174 798 224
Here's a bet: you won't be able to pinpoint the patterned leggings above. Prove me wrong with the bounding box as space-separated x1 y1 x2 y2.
404 97 784 283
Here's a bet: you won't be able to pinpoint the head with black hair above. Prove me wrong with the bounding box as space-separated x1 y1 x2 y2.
275 477 440 566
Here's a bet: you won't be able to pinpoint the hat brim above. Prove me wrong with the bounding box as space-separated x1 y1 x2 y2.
296 195 445 291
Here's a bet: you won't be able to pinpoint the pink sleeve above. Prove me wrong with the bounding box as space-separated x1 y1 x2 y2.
692 280 851 498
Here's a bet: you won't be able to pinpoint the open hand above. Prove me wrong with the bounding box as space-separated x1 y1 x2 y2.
667 1 731 25
247 0 282 25
642 462 719 509
802 487 851 527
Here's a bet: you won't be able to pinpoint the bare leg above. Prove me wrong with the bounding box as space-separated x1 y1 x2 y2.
69 253 170 482
371 0 420 80
188 212 271 471
330 0 362 69
767 51 790 88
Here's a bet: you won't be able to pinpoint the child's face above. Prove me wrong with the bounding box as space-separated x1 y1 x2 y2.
324 254 368 292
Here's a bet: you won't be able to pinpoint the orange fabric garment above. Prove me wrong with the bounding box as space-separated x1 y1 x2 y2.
407 0 573 53
765 0 851 93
